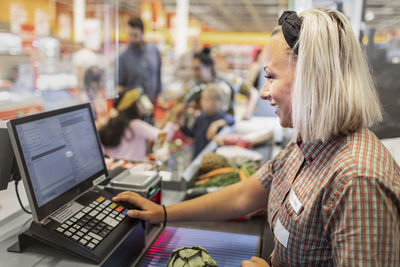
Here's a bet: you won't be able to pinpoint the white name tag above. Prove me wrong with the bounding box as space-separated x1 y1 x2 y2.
274 218 289 248
288 189 303 214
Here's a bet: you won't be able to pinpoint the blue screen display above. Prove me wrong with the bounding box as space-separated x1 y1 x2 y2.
15 108 104 207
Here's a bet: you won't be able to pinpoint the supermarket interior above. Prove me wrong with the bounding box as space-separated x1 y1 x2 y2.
0 0 399 266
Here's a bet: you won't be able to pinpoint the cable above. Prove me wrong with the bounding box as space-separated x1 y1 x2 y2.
15 180 31 214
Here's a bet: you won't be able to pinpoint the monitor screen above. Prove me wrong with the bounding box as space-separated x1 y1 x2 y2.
8 104 108 222
14 107 105 207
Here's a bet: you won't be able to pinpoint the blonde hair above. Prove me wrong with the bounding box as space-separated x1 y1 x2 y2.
202 83 226 104
288 8 382 142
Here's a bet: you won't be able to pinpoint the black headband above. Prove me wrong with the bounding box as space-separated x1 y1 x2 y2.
278 11 302 54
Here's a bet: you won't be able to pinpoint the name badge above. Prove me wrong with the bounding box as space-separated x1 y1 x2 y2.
274 218 289 248
288 189 303 214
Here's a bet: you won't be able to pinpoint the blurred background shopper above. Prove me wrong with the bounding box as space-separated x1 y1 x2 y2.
99 88 176 161
117 17 162 103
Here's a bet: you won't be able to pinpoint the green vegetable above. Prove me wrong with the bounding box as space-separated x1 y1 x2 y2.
195 172 240 188
242 165 256 177
228 157 260 170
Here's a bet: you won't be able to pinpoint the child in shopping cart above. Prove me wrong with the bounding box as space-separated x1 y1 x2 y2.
176 83 235 159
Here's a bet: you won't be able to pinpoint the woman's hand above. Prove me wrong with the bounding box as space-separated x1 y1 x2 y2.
241 256 270 267
112 191 164 224
207 119 227 140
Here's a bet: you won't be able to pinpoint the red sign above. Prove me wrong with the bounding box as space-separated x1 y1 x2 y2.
20 24 36 54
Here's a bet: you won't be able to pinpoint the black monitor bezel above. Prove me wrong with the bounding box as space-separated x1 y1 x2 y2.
0 124 16 190
7 103 108 222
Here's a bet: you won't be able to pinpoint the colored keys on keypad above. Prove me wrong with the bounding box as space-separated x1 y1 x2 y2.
109 203 118 209
115 206 124 212
55 196 127 251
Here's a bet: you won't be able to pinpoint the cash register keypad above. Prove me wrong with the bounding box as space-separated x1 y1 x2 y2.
55 196 127 250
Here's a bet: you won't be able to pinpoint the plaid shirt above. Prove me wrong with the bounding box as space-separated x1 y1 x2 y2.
257 128 400 266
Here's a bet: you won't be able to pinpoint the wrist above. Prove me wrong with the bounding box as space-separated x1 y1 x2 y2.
155 204 167 224
213 119 224 128
217 121 226 129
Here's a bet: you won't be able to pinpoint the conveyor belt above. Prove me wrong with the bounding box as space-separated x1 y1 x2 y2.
139 226 259 266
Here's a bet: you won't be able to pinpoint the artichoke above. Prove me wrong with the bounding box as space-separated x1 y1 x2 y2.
167 246 218 267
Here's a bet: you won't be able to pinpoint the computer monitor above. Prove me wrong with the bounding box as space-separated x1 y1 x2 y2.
0 121 19 190
7 103 108 222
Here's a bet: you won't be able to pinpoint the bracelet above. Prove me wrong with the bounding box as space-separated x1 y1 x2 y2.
162 204 167 225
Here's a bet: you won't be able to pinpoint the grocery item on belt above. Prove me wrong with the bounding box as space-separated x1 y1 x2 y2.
200 153 229 172
167 246 218 267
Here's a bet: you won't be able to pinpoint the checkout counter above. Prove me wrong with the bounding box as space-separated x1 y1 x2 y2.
0 119 279 266
0 187 273 266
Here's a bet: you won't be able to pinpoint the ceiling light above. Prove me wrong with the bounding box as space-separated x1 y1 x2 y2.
365 10 375 21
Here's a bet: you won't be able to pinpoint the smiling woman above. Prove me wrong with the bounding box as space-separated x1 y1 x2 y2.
112 8 400 267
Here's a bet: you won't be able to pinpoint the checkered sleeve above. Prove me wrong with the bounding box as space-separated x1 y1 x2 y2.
325 176 400 266
256 142 294 191
255 159 274 191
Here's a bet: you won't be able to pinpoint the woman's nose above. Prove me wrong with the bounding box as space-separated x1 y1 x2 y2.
260 83 271 100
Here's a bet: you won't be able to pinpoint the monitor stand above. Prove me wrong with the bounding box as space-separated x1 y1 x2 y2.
7 221 45 253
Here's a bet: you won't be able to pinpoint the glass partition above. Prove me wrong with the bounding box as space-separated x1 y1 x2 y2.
0 0 120 122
